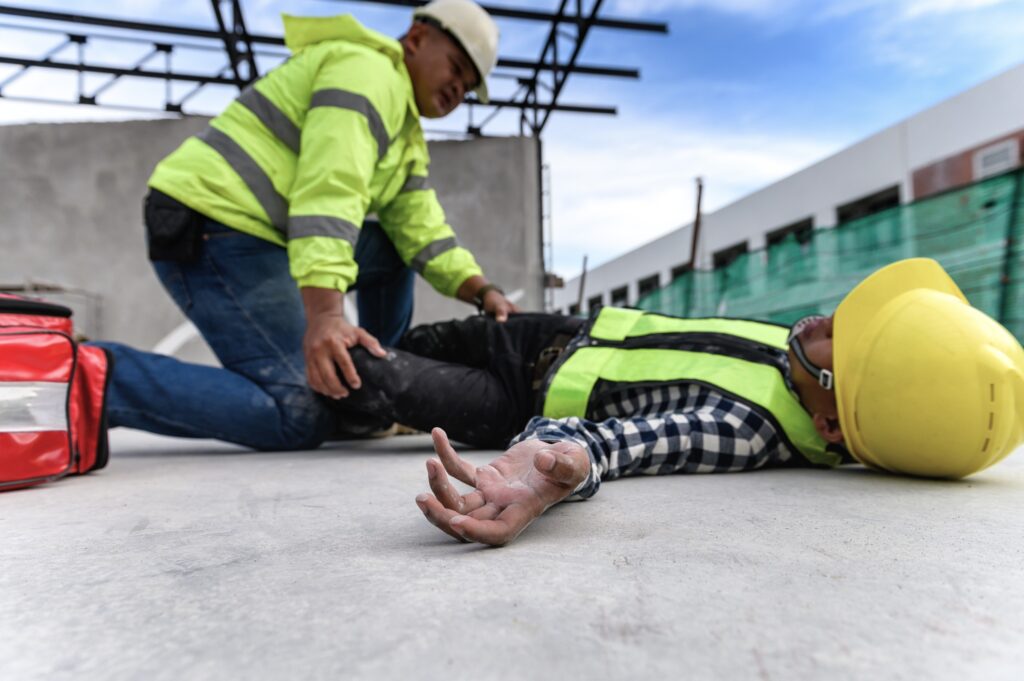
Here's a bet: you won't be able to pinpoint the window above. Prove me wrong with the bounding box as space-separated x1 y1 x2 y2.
712 241 749 269
766 217 814 247
973 139 1020 180
610 285 628 307
637 274 661 299
568 303 581 316
587 294 603 312
670 263 692 281
836 185 900 225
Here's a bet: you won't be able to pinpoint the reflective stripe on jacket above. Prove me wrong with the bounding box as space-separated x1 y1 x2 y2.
539 307 839 467
148 14 482 296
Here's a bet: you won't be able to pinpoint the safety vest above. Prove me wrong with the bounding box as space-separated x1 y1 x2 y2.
540 307 839 467
148 14 482 297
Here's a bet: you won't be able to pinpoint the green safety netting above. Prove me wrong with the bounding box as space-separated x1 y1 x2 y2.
636 168 1024 342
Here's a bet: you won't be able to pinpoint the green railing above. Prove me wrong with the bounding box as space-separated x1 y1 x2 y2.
636 169 1024 341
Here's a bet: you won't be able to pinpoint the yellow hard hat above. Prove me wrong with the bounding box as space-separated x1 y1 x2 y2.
834 258 1024 478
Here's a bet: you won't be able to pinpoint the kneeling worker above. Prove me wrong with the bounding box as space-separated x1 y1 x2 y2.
94 0 518 450
331 259 1024 545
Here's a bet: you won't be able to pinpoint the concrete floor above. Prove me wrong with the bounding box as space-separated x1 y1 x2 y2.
2 430 1023 681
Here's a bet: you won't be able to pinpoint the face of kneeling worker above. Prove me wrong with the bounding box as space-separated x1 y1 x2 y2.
402 22 479 119
788 314 844 444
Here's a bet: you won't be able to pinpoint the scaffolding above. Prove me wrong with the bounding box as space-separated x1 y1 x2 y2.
636 168 1024 343
0 1 666 135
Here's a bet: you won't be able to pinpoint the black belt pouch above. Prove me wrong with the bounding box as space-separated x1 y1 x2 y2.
144 189 205 263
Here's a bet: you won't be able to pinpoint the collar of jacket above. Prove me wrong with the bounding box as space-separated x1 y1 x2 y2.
282 13 420 119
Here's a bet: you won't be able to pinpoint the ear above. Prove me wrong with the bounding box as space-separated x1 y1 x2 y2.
812 413 844 444
401 22 429 57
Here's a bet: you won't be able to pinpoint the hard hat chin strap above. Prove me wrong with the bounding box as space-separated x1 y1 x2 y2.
789 336 834 390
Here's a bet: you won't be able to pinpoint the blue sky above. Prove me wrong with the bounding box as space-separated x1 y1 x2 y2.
1 0 1022 278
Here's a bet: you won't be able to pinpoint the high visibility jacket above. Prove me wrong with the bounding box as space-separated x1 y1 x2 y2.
148 14 482 296
539 307 840 467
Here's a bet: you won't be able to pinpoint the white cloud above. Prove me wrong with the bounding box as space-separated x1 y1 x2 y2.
851 0 1024 77
545 118 839 277
900 0 1008 18
812 0 1015 22
610 0 795 18
611 0 1018 25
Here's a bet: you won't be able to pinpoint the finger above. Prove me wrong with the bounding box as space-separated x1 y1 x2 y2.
475 463 505 488
415 493 467 542
426 459 464 511
332 342 362 390
314 350 348 398
509 302 522 313
468 503 500 521
431 428 477 486
358 328 387 358
459 490 486 514
494 301 509 322
449 504 536 546
534 447 588 486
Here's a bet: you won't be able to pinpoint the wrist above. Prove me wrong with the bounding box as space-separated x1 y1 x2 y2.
301 287 345 317
472 283 503 312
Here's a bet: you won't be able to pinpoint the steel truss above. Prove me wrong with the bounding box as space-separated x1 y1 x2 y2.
0 1 665 135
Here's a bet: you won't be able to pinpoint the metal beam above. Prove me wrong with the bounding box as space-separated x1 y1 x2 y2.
209 0 245 86
539 0 605 131
473 98 615 115
0 55 238 86
230 0 258 79
328 0 668 33
0 6 640 79
0 53 614 114
0 1 659 132
497 58 637 79
0 4 282 44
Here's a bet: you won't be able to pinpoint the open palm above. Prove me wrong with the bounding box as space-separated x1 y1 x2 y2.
415 428 590 546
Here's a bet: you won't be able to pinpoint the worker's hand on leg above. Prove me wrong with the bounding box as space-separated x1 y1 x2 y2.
416 428 589 546
303 313 386 399
481 289 521 323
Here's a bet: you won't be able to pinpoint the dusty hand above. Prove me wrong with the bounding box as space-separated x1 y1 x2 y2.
482 289 520 322
415 428 589 546
303 313 386 399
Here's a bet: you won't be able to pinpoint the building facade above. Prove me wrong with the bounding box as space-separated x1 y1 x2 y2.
551 63 1024 314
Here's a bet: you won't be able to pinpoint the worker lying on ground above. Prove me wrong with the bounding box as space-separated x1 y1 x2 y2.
333 258 1024 546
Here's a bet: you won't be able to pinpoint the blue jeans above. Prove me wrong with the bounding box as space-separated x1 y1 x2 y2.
92 219 414 450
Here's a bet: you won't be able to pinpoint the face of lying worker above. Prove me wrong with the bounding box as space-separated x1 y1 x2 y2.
788 314 844 444
402 22 479 119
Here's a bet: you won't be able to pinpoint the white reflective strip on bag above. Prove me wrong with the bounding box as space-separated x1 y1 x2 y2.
0 382 68 433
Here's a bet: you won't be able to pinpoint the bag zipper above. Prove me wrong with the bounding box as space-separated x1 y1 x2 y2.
0 296 73 318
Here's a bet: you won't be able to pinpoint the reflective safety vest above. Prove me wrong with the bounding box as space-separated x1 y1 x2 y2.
148 14 482 297
539 307 840 467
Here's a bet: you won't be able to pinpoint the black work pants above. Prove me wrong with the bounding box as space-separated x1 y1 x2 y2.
341 313 584 448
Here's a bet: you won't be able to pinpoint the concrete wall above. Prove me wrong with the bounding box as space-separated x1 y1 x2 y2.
413 135 543 324
0 118 541 359
553 61 1024 313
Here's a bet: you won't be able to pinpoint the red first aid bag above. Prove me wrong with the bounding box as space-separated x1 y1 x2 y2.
1 293 112 491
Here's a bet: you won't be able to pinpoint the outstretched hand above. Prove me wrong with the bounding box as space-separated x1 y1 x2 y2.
415 428 590 546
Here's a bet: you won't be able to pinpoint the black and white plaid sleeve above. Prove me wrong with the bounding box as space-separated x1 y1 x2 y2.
509 384 801 499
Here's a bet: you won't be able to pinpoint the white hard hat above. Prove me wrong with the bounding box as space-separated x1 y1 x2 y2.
413 0 499 103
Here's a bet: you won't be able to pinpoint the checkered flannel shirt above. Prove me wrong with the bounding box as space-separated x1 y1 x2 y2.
510 380 812 500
